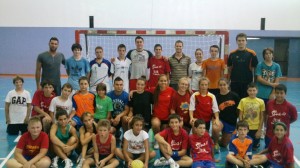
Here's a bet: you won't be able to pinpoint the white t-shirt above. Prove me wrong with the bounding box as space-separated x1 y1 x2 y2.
127 49 152 80
188 62 203 91
49 96 73 121
111 57 131 93
124 129 149 154
5 89 32 124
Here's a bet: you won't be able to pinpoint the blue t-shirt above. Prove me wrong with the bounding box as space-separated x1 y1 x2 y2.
107 91 129 118
65 57 90 90
256 61 282 99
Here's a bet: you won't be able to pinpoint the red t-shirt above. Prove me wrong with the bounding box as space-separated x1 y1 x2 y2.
267 136 294 167
16 131 49 157
266 99 297 139
159 128 188 151
147 56 171 88
150 87 175 121
189 132 214 162
170 92 191 125
96 133 112 155
31 90 55 116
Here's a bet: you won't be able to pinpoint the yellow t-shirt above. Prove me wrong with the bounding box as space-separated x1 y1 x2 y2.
237 97 265 130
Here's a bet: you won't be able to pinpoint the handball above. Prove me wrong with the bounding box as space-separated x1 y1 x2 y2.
131 159 144 168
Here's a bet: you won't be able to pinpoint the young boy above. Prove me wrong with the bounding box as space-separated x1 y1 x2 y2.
31 80 56 133
226 120 253 168
238 82 265 151
202 45 225 96
154 114 192 168
106 77 129 143
228 33 258 98
147 44 171 89
65 43 90 91
6 117 51 168
265 84 297 147
94 83 113 122
89 46 112 94
189 119 217 168
110 44 131 93
82 119 119 168
69 76 95 128
49 83 73 123
5 76 32 135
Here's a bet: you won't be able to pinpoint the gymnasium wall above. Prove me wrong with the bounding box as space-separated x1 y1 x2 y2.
1 0 300 77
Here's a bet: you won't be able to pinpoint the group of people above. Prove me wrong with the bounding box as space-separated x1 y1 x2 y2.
4 32 297 168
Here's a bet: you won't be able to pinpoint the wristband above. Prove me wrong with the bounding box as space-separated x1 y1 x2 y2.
172 151 179 157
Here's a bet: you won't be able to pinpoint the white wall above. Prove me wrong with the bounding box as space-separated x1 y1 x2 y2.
1 0 299 30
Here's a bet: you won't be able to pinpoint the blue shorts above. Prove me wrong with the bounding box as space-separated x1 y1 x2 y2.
192 160 216 168
222 120 236 134
72 115 83 128
23 155 33 161
269 160 284 168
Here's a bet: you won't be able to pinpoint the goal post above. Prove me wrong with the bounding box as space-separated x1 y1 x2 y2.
75 29 229 63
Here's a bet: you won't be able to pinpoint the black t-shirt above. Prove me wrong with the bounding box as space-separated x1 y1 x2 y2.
228 48 258 83
216 91 240 125
128 91 153 124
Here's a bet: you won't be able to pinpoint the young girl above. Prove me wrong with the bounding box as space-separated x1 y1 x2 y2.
49 83 73 123
188 48 203 92
77 112 98 167
216 78 240 147
150 74 175 135
50 109 78 168
170 77 192 133
250 122 294 168
127 76 153 131
116 116 155 168
189 77 222 152
94 83 113 123
82 119 119 168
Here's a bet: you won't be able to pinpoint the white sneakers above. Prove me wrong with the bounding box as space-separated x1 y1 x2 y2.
63 158 73 168
51 156 59 168
154 157 170 166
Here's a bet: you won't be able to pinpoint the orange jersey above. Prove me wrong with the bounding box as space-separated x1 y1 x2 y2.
72 92 95 117
202 58 225 89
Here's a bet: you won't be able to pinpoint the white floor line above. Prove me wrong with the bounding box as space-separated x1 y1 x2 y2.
0 135 20 168
294 155 300 167
0 146 16 168
14 135 21 142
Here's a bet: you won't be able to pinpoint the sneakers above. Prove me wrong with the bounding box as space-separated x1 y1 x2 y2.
214 143 220 153
154 157 169 166
63 158 73 168
252 165 264 168
76 158 85 168
51 156 59 168
169 160 179 168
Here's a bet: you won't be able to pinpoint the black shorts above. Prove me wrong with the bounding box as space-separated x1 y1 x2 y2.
7 124 27 135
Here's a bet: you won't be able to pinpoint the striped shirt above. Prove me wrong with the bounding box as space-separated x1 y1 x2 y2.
169 54 191 84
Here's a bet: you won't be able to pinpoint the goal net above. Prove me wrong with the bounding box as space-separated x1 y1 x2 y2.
75 30 229 62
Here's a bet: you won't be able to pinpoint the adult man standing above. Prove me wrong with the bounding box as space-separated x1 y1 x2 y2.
126 36 153 91
228 33 258 98
35 37 65 96
169 40 191 90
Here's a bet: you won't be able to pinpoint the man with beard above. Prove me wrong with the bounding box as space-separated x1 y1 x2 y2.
35 37 65 96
